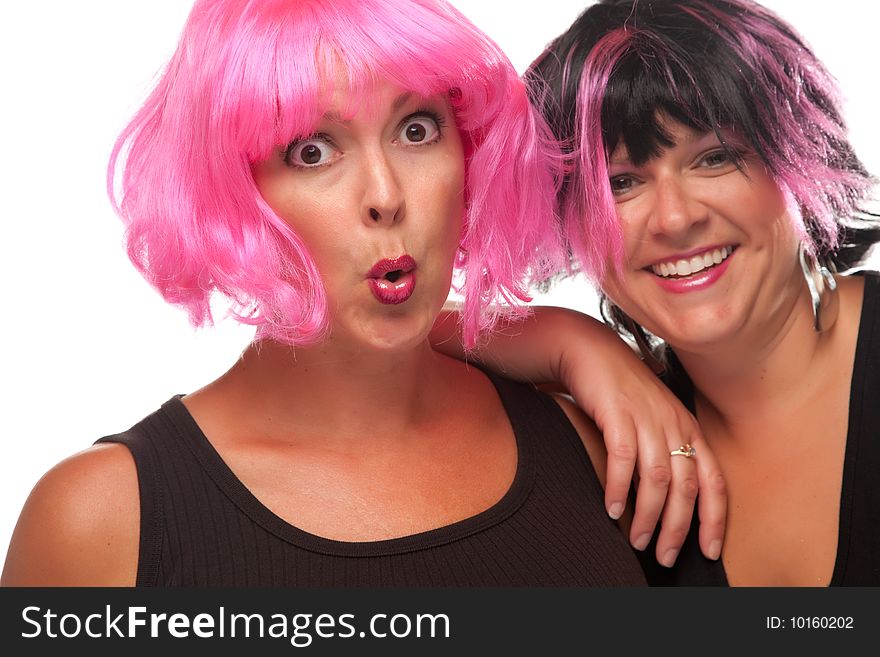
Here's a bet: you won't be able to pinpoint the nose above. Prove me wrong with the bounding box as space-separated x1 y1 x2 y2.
647 175 707 238
362 150 405 227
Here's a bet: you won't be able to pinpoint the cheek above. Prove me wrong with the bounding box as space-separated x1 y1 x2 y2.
412 154 465 242
600 272 631 312
601 266 658 332
612 204 646 265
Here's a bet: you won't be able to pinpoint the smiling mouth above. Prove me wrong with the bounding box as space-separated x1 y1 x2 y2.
650 246 737 278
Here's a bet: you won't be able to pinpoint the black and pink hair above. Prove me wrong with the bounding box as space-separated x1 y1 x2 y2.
526 0 877 285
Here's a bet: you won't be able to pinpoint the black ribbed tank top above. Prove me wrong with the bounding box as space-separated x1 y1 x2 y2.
98 371 646 586
640 272 880 585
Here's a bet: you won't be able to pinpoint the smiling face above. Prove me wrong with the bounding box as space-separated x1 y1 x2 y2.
252 80 465 353
601 119 805 355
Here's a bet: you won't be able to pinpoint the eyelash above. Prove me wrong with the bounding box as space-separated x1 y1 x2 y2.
699 149 733 167
609 174 639 196
401 108 446 146
283 133 337 170
281 109 447 170
608 145 743 194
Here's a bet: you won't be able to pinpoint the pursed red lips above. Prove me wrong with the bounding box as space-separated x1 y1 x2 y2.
367 255 417 305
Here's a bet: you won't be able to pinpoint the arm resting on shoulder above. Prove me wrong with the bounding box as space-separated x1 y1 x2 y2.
430 306 727 564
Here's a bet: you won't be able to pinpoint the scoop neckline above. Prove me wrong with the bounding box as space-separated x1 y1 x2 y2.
160 370 536 557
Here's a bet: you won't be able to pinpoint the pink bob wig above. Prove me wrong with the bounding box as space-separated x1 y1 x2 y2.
109 0 562 348
525 0 876 284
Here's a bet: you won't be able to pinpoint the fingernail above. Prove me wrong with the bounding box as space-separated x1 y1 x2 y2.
708 540 722 561
661 549 679 568
632 533 651 551
608 503 624 520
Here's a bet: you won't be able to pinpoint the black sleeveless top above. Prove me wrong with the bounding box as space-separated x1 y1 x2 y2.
640 272 880 585
98 371 646 587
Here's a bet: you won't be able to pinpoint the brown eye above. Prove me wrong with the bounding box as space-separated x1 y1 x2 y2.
406 123 427 142
284 136 339 168
700 150 732 168
609 175 636 196
300 144 322 164
398 114 441 145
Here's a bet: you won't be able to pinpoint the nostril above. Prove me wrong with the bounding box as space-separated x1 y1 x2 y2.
369 208 380 221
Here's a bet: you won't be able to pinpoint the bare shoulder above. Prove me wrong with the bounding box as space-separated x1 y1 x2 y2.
549 393 608 488
1 443 139 586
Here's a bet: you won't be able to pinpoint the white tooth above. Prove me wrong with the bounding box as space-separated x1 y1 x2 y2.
722 246 730 258
660 263 669 277
703 253 714 268
675 259 691 276
688 255 706 274
712 249 723 264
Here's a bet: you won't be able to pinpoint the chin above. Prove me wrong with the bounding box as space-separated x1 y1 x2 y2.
367 328 429 352
660 319 745 355
641 300 742 348
344 308 435 354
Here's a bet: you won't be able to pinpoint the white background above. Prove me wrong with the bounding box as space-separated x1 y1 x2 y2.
1 0 878 570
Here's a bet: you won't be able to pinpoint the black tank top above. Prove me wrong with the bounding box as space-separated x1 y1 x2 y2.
641 271 880 585
98 371 646 586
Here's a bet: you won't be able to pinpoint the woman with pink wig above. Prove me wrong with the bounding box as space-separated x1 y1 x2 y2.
437 0 879 584
0 0 722 586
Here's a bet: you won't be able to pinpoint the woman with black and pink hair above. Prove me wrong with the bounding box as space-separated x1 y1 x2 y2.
436 0 879 584
1 0 726 587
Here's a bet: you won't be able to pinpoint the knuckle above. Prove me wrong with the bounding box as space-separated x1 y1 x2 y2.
677 475 699 500
645 464 672 487
661 524 690 547
706 471 728 496
608 440 637 462
703 519 726 535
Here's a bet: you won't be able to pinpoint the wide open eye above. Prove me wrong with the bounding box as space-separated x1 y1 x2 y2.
397 112 443 145
284 135 340 168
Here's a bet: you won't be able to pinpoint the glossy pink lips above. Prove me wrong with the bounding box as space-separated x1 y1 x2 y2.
652 249 735 294
367 255 417 304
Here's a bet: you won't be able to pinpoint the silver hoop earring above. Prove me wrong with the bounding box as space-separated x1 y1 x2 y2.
621 314 666 375
798 243 839 333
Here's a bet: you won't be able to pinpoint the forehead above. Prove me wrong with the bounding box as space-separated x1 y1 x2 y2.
315 72 440 124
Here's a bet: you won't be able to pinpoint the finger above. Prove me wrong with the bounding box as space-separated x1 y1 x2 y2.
690 433 727 561
600 415 638 520
653 441 699 567
627 428 673 551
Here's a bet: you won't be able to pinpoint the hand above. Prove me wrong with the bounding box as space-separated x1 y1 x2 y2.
558 323 727 565
429 305 727 565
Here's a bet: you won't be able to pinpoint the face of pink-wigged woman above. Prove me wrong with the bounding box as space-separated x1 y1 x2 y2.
600 119 806 357
252 79 465 354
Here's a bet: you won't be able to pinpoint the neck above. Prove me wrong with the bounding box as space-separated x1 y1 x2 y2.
210 337 451 443
674 282 837 439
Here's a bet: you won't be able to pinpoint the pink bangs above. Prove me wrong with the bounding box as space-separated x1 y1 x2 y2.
109 0 562 348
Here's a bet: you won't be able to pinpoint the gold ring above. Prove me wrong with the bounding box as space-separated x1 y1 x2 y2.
670 444 696 458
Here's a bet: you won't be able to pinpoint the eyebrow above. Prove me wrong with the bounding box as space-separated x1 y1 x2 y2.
322 92 416 124
392 92 414 113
